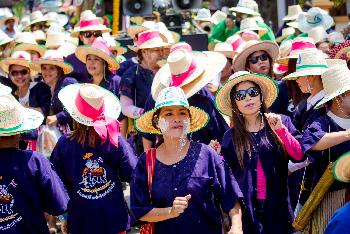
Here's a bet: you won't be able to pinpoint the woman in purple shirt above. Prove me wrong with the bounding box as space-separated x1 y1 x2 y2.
132 87 243 234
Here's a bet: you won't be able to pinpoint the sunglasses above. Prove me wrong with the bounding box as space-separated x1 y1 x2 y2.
248 53 268 64
233 87 260 101
10 69 29 76
81 31 102 38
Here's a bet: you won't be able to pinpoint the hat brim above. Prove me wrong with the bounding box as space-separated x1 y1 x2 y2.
0 58 38 77
297 14 334 33
23 18 51 31
0 83 12 94
13 43 47 56
282 67 328 80
315 85 350 108
75 46 120 71
0 106 43 136
58 84 121 126
127 25 148 39
135 105 210 134
215 72 278 117
232 41 279 72
111 46 127 56
229 6 260 16
0 37 14 46
333 151 350 183
31 59 74 74
237 28 268 37
70 26 111 37
283 14 299 21
0 16 19 25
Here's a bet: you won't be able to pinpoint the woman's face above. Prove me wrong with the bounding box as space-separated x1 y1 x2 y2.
295 76 312 93
9 65 31 88
142 47 164 72
158 106 190 138
233 81 262 116
86 54 104 77
247 50 271 75
41 64 59 85
28 50 40 60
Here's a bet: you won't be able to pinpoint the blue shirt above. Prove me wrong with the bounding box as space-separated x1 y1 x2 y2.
324 202 350 234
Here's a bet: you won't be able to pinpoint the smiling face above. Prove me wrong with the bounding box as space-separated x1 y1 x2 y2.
232 81 262 116
246 50 271 76
9 64 31 88
86 54 104 77
157 106 191 138
41 64 59 86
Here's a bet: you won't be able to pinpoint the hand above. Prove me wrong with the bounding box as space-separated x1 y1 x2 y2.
46 115 58 126
209 139 221 154
264 113 283 130
228 228 243 234
170 195 191 218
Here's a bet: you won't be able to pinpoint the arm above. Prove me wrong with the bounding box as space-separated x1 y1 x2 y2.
115 137 138 182
120 95 144 119
275 127 303 161
311 130 350 151
228 202 243 234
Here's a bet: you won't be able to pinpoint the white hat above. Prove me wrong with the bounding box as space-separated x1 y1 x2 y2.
237 18 268 37
24 11 51 31
326 58 347 68
297 7 334 33
13 32 47 56
45 12 69 27
195 8 212 22
308 26 328 43
229 0 260 16
214 42 235 58
127 30 170 52
327 32 345 45
276 27 295 43
71 10 111 37
287 21 299 29
31 50 73 74
0 94 43 136
0 30 13 46
211 10 227 25
316 65 350 108
283 5 303 21
32 30 46 42
0 9 19 26
57 42 77 58
45 32 67 49
0 83 11 94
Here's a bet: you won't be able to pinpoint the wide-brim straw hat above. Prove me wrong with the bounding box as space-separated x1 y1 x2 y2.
45 12 69 27
329 40 350 61
194 8 212 22
58 83 121 127
326 58 347 68
283 5 303 21
333 151 350 183
57 42 77 58
127 30 170 52
75 37 119 71
215 71 278 117
0 94 43 136
45 32 66 49
315 65 350 108
308 26 328 44
13 43 47 56
23 11 51 31
0 83 12 94
229 0 260 16
0 15 19 26
237 18 268 37
0 50 38 77
135 86 209 134
111 46 127 56
152 50 226 99
214 42 235 58
276 27 295 43
32 30 46 42
297 7 334 33
31 50 73 74
283 50 328 80
211 10 227 25
232 40 279 72
71 10 111 37
0 30 13 46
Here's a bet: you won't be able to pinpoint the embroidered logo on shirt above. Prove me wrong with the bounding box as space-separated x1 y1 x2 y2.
0 179 22 231
77 153 115 200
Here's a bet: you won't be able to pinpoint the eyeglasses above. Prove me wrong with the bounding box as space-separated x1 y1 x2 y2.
233 87 260 101
248 53 268 64
81 31 102 38
10 69 29 77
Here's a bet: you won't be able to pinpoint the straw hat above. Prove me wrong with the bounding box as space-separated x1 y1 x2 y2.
127 21 155 39
0 83 12 94
75 37 119 71
13 32 47 56
276 37 316 66
327 32 345 45
308 26 328 43
24 11 51 31
58 83 121 127
31 50 73 74
0 10 19 26
0 51 37 77
57 42 77 58
128 30 170 52
45 12 69 27
229 0 260 16
225 34 246 52
232 40 279 72
282 50 328 80
214 42 235 58
214 35 246 58
135 86 209 134
211 10 227 25
315 65 350 108
71 10 111 37
215 71 278 117
276 27 295 43
194 8 212 22
32 30 46 43
45 32 67 49
237 18 268 37
0 30 13 46
329 40 350 61
102 33 127 57
240 31 259 41
0 94 43 136
333 151 350 183
297 7 334 33
152 49 226 99
283 5 303 21
326 58 347 67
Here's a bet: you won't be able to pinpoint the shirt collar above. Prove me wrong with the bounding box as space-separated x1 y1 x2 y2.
306 90 325 110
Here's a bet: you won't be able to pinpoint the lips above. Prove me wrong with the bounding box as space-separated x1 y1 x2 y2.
245 103 255 108
172 125 184 129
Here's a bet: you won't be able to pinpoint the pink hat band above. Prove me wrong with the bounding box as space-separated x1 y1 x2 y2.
291 41 315 52
231 37 245 51
170 58 197 87
80 19 100 28
91 39 112 56
170 43 192 53
138 31 162 46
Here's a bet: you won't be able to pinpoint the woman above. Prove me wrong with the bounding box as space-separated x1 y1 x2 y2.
299 65 350 233
32 50 77 129
216 71 304 234
132 86 243 234
232 40 279 78
0 93 68 234
51 83 137 234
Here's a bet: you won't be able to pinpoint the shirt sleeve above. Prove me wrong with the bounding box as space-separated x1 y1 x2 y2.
114 137 138 182
35 82 52 117
119 67 136 99
50 136 70 190
301 118 327 154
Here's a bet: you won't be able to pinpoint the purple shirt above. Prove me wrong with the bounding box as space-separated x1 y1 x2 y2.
131 142 243 234
51 135 137 234
0 148 68 234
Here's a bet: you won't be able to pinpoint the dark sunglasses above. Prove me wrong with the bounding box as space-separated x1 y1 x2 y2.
233 87 260 101
248 53 268 64
81 31 102 38
10 69 29 76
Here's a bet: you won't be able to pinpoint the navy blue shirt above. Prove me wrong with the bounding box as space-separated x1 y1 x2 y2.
51 135 137 234
324 202 350 234
131 142 243 234
116 58 137 77
270 81 294 118
65 53 90 83
0 148 68 234
292 99 326 132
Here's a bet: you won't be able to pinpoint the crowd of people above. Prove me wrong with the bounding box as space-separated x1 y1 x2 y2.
0 0 349 233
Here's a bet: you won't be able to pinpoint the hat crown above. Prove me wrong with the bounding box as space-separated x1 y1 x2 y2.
308 26 327 43
306 7 325 24
326 59 347 68
167 50 194 76
236 0 259 13
0 95 22 129
170 42 192 53
296 50 328 69
288 5 302 15
79 85 104 110
282 27 295 36
30 11 45 21
15 32 37 45
80 10 98 21
214 42 233 52
196 8 211 19
155 87 189 109
137 30 163 45
239 18 258 30
321 65 350 96
41 50 64 61
11 50 31 60
90 37 113 56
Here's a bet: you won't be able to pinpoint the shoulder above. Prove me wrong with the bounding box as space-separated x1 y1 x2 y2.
122 65 138 78
222 129 233 145
61 77 78 86
32 81 50 91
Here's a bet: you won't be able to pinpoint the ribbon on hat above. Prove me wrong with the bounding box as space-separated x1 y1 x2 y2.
80 19 100 28
170 59 197 87
291 41 315 51
231 37 244 51
138 31 161 46
75 90 120 147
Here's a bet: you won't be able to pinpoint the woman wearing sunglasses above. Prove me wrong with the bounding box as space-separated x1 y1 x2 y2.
232 40 279 78
215 71 304 234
